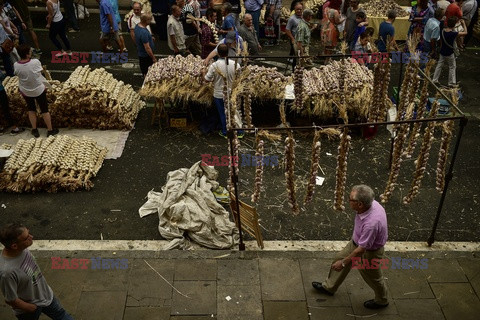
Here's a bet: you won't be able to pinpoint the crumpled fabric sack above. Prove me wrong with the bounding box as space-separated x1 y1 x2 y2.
139 161 239 249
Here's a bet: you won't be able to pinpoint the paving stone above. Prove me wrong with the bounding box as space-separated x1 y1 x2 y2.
383 267 434 299
217 259 259 286
123 306 170 320
299 258 351 307
348 276 398 317
263 301 308 320
83 268 129 291
217 285 262 320
74 291 126 320
422 258 468 283
307 306 354 320
431 282 480 320
259 259 305 301
42 266 88 316
456 258 480 295
171 281 216 316
174 260 216 281
394 299 444 319
127 259 174 306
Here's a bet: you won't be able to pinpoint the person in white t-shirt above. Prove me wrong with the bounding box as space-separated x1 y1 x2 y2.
127 1 154 43
14 44 59 138
203 43 243 138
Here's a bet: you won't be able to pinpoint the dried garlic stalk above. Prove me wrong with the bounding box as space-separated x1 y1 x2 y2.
284 135 299 215
435 120 454 192
304 131 321 204
251 136 264 203
334 128 351 211
403 60 435 158
403 101 440 203
380 102 415 203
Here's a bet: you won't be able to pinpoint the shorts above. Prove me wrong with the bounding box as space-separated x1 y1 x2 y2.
23 90 49 113
24 16 33 30
100 30 120 42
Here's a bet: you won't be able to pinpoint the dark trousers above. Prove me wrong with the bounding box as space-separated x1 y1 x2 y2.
289 41 297 71
0 89 13 126
1 51 13 76
49 18 71 51
16 296 73 320
13 19 26 44
139 56 153 77
465 9 479 46
62 0 79 30
214 97 227 135
152 13 168 41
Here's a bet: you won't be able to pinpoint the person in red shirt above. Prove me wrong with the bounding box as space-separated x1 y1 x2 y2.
445 0 464 25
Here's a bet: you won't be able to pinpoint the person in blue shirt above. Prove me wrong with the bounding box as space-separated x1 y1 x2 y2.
351 11 367 51
135 13 156 77
107 0 126 52
219 2 236 39
96 0 125 53
423 8 443 58
377 10 399 52
432 16 467 87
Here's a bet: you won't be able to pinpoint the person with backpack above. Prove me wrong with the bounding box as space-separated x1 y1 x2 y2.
432 16 467 87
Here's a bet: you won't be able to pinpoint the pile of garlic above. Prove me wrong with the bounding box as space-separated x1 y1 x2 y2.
0 66 145 130
0 135 107 193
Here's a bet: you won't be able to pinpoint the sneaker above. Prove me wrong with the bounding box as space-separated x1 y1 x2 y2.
68 28 80 33
33 48 42 55
237 132 245 139
106 45 114 51
47 128 59 137
31 128 40 138
10 127 25 135
218 131 227 139
55 51 66 58
118 48 128 52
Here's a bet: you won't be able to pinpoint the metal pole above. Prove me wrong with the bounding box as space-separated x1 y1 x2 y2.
228 130 245 251
427 116 468 246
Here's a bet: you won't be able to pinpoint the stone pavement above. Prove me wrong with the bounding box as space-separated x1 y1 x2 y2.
1 244 479 320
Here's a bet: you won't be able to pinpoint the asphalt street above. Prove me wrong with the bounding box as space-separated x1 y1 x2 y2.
0 11 479 243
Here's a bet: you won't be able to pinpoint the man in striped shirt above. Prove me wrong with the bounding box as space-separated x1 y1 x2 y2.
177 0 201 56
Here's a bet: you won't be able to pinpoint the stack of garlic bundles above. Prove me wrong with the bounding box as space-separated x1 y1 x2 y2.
304 0 326 15
363 0 409 18
140 55 213 105
52 66 145 130
232 65 289 101
1 77 61 127
0 135 107 193
293 59 373 118
1 67 144 130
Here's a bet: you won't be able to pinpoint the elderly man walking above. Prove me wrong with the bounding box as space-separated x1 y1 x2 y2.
0 223 74 319
312 185 390 310
238 13 261 56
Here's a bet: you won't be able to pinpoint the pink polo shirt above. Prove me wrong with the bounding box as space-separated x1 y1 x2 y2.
352 200 388 250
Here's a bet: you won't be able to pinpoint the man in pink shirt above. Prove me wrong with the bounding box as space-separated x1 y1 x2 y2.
312 184 389 309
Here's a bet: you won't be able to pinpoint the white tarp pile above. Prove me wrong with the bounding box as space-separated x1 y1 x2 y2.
139 161 239 249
